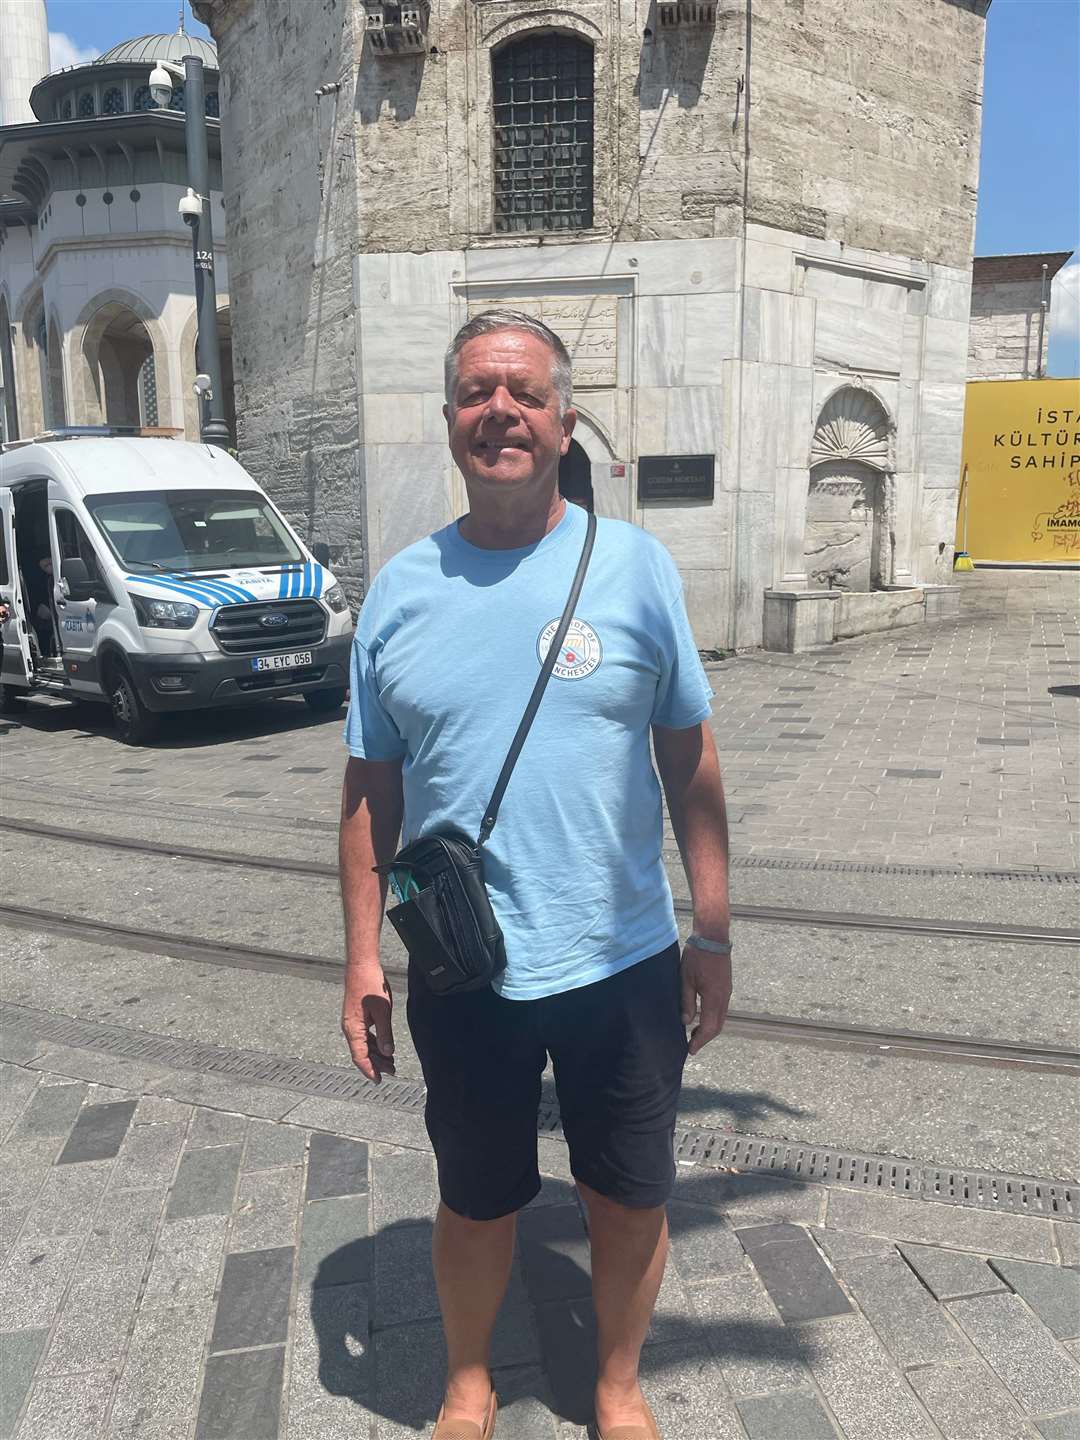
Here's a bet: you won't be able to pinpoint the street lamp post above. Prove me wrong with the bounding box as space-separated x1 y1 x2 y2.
150 55 230 449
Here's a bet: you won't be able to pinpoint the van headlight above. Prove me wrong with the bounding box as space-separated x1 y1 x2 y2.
131 595 199 629
323 584 349 614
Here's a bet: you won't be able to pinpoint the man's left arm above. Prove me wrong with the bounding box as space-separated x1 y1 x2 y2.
653 721 731 1056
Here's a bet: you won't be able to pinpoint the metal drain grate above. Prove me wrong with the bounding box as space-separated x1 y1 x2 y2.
4 1002 1076 1221
730 855 1079 884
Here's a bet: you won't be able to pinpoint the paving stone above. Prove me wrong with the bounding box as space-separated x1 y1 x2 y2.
306 1133 370 1203
372 1317 453 1437
109 1120 187 1192
139 1072 295 1121
21 1161 111 1238
532 1298 596 1426
285 1095 432 1150
210 1245 295 1352
1055 1226 1080 1269
949 1292 1080 1414
807 1313 939 1440
243 1119 308 1171
57 1099 137 1165
132 1096 193 1127
0 1134 64 1210
0 1233 83 1329
525 1175 578 1209
645 1257 700 1347
674 1169 826 1227
689 1269 811 1398
898 1244 1005 1300
166 1143 242 1220
491 1266 543 1370
838 1251 968 1366
300 1194 371 1289
826 1189 1056 1262
738 1223 852 1324
374 1220 438 1326
10 1082 86 1139
195 1344 285 1440
370 1147 436 1224
141 1215 229 1308
736 1388 840 1440
79 1186 163 1272
907 1361 1035 1440
814 1229 898 1264
990 1259 1080 1339
228 1165 301 1252
666 1202 748 1282
289 1279 371 1432
42 1259 146 1374
480 1366 559 1439
637 1342 746 1439
189 1108 248 1148
1036 1416 1080 1440
518 1204 592 1304
0 1029 45 1067
0 1328 47 1439
16 1368 113 1440
108 1300 213 1440
0 1210 26 1265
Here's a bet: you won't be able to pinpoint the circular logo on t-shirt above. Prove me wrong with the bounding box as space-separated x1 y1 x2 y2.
537 617 603 680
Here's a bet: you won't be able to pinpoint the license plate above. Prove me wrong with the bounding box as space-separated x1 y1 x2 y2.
250 651 313 672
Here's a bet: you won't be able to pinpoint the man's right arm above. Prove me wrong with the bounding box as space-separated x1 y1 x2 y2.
339 753 404 1082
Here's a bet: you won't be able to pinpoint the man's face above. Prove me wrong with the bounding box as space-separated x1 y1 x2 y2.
445 330 575 498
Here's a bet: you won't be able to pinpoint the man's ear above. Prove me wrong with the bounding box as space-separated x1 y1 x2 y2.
443 402 451 431
560 406 577 454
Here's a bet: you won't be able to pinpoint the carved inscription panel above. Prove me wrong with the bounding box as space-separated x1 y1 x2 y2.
467 294 618 388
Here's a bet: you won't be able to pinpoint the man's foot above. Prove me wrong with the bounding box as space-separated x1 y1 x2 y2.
432 1387 497 1439
593 1386 660 1440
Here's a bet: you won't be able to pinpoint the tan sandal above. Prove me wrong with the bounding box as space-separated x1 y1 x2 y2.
593 1399 661 1440
432 1391 497 1440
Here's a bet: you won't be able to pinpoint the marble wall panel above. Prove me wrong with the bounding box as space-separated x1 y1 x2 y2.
896 381 918 473
388 251 463 307
367 442 451 574
901 315 924 379
422 391 449 443
363 393 424 445
744 237 794 293
917 383 966 485
641 490 735 572
744 290 815 367
814 300 904 375
461 241 627 287
664 386 725 458
682 565 735 651
927 263 973 322
636 295 686 387
354 254 390 304
739 363 789 490
921 317 971 385
919 482 962 561
783 367 816 469
359 305 451 394
683 294 738 384
633 238 739 297
734 489 778 649
635 386 668 454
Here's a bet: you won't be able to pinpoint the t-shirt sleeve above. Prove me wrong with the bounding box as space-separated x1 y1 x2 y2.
343 635 408 760
651 587 715 729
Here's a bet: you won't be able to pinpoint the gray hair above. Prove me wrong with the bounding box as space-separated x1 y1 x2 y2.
444 309 573 416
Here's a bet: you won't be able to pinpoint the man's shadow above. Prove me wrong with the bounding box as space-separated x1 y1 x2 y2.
310 1171 823 1431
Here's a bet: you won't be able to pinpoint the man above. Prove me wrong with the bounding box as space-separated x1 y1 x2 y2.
339 310 732 1440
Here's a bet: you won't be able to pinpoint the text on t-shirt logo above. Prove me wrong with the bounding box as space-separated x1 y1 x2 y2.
537 617 603 680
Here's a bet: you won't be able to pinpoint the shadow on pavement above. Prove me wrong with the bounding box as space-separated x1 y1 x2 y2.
310 1169 821 1431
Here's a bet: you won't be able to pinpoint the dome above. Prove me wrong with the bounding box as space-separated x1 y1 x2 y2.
95 31 218 68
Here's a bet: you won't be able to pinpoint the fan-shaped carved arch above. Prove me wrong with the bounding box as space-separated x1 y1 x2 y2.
810 386 892 473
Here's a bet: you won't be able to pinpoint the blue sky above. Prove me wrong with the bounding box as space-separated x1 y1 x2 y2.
46 0 1079 374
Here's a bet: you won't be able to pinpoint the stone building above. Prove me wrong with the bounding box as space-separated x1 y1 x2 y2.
194 0 990 649
0 13 235 448
967 251 1073 382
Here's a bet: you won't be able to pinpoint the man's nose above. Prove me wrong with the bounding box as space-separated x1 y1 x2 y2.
484 384 519 420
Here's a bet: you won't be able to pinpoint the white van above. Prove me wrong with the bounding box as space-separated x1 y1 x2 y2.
0 431 353 744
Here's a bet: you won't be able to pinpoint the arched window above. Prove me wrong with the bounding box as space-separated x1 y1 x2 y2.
205 91 220 118
169 82 186 112
60 96 73 119
103 87 124 116
139 355 159 427
79 92 96 117
134 85 155 112
492 34 593 234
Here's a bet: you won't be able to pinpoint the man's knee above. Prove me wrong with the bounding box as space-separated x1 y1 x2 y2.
577 1182 666 1233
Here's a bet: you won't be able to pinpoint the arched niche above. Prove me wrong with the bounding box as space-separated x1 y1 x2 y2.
71 290 173 429
46 315 67 429
805 386 895 591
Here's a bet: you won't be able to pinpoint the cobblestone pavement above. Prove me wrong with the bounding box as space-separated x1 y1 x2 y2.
1 1045 1078 1440
1 569 1077 872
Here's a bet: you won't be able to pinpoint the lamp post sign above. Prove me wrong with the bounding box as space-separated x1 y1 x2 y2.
151 54 230 449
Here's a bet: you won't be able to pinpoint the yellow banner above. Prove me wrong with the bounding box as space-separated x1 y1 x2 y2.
958 378 1080 563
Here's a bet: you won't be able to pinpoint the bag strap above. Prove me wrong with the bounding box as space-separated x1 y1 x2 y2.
477 509 596 847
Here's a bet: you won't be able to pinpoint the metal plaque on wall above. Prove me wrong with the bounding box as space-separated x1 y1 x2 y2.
638 454 715 502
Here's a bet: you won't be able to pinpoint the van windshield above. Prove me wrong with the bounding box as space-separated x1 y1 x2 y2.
84 489 304 572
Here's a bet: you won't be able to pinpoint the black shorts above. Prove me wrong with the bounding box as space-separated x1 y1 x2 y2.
406 944 687 1220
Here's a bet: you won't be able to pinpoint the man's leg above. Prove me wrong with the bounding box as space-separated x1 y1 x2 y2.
433 1203 516 1420
579 1184 667 1432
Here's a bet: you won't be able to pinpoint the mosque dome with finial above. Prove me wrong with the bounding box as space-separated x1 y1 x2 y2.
95 32 218 68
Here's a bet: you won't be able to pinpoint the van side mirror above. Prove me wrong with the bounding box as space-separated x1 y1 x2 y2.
61 556 112 604
312 542 331 567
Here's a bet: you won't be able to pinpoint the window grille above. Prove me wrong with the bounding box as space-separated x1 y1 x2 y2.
134 85 155 111
205 91 220 118
103 87 124 116
139 355 159 428
169 82 186 112
79 92 95 117
492 34 593 234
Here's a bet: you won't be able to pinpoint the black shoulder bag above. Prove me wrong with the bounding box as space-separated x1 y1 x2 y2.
375 511 596 995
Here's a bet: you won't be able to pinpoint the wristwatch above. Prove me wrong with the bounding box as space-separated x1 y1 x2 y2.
687 933 733 955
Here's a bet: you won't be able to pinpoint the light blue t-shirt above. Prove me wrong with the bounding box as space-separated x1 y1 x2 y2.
344 500 713 1000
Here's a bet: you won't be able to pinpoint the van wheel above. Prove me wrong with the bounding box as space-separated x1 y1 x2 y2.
108 665 159 745
0 685 27 713
303 686 347 714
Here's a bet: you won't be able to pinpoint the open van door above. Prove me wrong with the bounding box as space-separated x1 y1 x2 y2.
0 488 34 696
